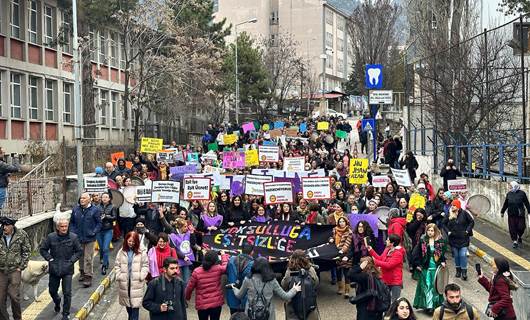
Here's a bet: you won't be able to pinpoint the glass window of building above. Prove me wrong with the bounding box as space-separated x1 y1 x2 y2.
10 73 21 119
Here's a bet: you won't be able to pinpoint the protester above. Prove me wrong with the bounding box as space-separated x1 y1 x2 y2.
251 205 272 223
399 152 419 185
227 244 255 315
349 220 376 265
143 257 187 320
148 233 177 279
0 154 20 209
348 256 385 320
443 199 474 280
185 250 229 320
39 218 82 320
330 216 353 297
433 283 480 320
115 231 149 320
97 192 116 275
477 257 517 320
384 297 416 320
119 177 137 236
500 181 530 248
197 201 223 234
439 159 462 191
230 257 301 320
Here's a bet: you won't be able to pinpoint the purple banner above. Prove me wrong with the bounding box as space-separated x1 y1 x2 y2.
347 213 381 237
170 164 197 181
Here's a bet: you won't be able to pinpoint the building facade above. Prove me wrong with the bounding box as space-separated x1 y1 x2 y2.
0 0 142 154
214 0 353 95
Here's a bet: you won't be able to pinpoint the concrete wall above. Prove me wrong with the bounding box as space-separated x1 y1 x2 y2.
16 211 56 253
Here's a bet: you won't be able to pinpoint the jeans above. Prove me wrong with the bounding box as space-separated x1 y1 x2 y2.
452 247 468 269
96 229 113 267
197 306 222 320
126 307 139 320
49 274 72 317
0 187 6 209
389 285 402 303
180 265 191 286
336 267 349 282
330 266 337 282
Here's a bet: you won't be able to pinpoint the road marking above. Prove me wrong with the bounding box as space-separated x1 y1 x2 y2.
473 231 530 270
22 252 98 320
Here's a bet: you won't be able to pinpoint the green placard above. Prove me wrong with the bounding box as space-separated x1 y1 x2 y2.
336 130 348 139
208 142 218 151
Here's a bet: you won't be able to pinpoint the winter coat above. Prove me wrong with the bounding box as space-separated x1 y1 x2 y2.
233 274 298 320
443 209 474 248
333 227 353 268
406 219 427 250
226 254 254 310
381 193 397 208
115 248 149 308
99 203 116 231
348 265 383 320
387 217 407 243
0 227 31 273
70 204 102 243
501 189 530 217
39 231 82 277
185 254 229 310
478 275 517 319
399 156 419 182
0 160 19 188
281 267 320 320
410 236 447 269
439 166 462 190
142 275 187 320
433 301 480 320
427 197 446 224
368 246 405 286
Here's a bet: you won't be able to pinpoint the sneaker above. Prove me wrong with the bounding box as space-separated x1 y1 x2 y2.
61 314 70 320
101 265 107 275
513 241 519 249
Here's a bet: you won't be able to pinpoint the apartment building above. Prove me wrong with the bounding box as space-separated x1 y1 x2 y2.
0 0 143 154
214 0 353 95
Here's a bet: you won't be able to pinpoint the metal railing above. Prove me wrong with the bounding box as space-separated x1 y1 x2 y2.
3 177 63 219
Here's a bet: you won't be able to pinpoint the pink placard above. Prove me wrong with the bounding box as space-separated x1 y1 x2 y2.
242 122 255 133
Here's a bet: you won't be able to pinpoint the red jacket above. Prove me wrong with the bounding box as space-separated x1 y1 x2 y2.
478 275 516 319
388 217 407 242
185 254 229 310
369 246 404 286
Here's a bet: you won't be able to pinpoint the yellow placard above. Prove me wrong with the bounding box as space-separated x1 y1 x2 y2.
317 121 329 131
349 158 369 184
223 133 238 145
471 162 476 171
262 124 270 131
407 192 427 222
140 137 163 153
245 149 259 167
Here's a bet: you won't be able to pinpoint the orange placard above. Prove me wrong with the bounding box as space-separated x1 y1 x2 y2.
125 161 133 169
111 152 125 165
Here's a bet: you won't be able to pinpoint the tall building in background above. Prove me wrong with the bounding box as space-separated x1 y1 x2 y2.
214 0 353 95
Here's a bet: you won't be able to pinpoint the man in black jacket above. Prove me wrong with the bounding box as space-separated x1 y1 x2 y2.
440 159 462 191
143 257 187 320
40 218 82 320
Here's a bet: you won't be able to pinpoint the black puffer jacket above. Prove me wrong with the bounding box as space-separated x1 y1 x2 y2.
39 231 82 277
501 190 530 217
99 203 116 231
443 209 474 248
0 161 19 188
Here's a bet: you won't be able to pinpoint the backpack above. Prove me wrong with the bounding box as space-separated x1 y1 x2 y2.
289 269 318 320
247 279 271 320
367 275 391 313
438 303 474 320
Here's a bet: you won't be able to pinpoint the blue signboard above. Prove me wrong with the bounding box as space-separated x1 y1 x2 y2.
365 64 383 89
362 118 377 161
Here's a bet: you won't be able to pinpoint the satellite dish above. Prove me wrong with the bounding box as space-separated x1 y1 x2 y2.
109 189 124 207
373 206 390 230
130 176 145 186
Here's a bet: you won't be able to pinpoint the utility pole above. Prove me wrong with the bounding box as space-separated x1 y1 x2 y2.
234 18 258 125
72 0 84 196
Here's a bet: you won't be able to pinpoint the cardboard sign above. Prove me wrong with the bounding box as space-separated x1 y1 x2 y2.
222 151 245 169
448 179 468 193
263 182 294 205
151 181 180 203
349 158 369 184
258 145 280 162
245 174 273 196
285 127 299 137
157 150 176 163
317 121 329 131
84 177 108 193
283 157 305 172
183 178 211 200
269 129 282 139
242 122 255 133
110 152 124 165
302 177 332 200
223 133 238 145
135 186 152 203
372 175 391 188
140 137 163 153
245 149 259 167
390 168 412 187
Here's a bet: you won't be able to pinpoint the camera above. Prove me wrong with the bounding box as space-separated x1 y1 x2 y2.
164 300 174 311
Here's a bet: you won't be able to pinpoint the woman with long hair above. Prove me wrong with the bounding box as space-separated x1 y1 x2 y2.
281 250 320 320
185 250 229 320
305 203 326 225
251 205 272 223
350 220 376 265
188 200 203 228
230 257 301 320
217 191 231 226
348 256 384 320
197 201 224 234
115 232 148 320
443 199 474 280
412 223 447 313
384 297 416 320
275 203 301 223
330 216 353 298
147 233 177 279
226 195 249 227
97 192 116 275
478 257 518 320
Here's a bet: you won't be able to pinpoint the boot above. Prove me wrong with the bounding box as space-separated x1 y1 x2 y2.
336 280 345 295
344 283 351 299
83 276 92 288
455 267 461 278
461 269 468 281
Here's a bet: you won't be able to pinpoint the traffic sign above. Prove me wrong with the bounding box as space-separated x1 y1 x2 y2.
362 118 375 132
369 90 393 104
365 64 383 89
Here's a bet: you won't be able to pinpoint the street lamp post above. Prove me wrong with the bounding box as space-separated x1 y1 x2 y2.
234 18 257 125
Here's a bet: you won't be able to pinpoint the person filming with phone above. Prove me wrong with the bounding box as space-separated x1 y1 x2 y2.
477 258 517 320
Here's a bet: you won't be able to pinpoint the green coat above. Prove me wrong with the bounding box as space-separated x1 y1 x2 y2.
0 228 31 273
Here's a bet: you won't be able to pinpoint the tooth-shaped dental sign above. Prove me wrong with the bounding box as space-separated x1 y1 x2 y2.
367 68 381 85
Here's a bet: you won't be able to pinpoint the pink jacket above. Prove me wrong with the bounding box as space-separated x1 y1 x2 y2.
185 254 229 310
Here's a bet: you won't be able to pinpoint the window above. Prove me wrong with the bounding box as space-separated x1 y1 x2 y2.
99 32 107 64
337 17 344 31
10 0 20 38
28 77 38 120
337 58 344 73
28 0 38 43
44 6 54 47
337 39 344 52
100 90 108 125
61 11 72 54
45 80 54 121
110 33 118 67
326 54 333 69
10 73 21 119
111 92 118 127
325 10 333 25
63 83 72 123
326 32 333 48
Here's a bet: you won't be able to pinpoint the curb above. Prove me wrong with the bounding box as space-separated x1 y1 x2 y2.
73 269 118 320
469 243 495 266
